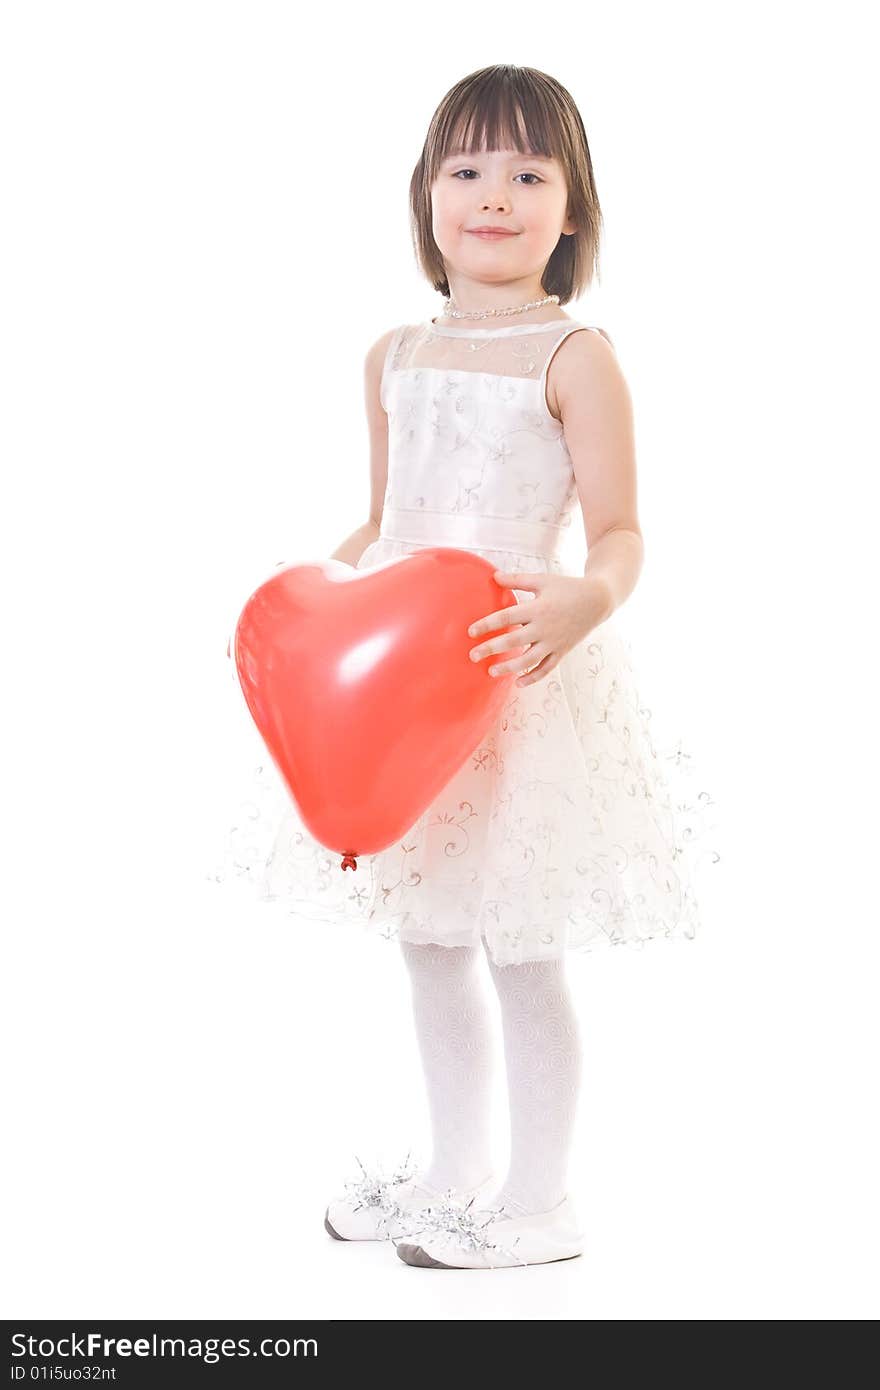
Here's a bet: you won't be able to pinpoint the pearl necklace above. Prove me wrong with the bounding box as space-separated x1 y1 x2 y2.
440 293 560 321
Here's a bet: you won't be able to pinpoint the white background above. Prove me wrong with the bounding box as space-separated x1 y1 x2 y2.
2 0 878 1321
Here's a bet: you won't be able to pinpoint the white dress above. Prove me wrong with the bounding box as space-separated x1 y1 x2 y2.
209 316 719 967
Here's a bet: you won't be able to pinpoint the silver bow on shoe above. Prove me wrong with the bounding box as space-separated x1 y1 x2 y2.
324 1151 423 1242
392 1190 526 1268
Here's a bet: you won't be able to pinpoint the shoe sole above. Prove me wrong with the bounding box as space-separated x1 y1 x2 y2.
324 1207 348 1241
395 1241 583 1268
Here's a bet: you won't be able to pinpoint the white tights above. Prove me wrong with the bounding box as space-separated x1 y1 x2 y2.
399 939 583 1216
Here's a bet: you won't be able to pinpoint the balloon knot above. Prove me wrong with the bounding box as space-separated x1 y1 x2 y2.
340 854 358 872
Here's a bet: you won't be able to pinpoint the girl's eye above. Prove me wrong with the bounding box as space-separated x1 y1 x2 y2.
452 170 542 185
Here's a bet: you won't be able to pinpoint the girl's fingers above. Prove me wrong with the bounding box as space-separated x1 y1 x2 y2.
469 627 533 663
493 570 544 589
489 643 548 678
468 607 525 637
515 651 558 686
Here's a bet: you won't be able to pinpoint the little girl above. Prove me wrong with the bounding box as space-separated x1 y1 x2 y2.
212 63 718 1270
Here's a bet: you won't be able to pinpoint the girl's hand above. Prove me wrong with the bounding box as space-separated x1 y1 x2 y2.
467 571 612 687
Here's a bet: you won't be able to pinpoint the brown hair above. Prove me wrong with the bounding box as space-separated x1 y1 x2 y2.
409 64 604 305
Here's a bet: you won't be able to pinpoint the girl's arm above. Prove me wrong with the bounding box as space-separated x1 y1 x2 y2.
551 329 644 620
329 326 397 566
330 518 380 567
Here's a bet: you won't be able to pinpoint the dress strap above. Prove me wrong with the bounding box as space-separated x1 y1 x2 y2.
537 324 615 392
380 324 408 412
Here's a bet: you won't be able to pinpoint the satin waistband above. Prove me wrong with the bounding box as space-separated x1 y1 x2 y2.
378 506 565 560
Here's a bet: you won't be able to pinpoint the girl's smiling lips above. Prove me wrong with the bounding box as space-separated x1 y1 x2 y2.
467 227 520 240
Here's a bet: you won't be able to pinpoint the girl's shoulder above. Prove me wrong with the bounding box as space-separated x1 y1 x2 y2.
586 326 614 349
558 323 615 350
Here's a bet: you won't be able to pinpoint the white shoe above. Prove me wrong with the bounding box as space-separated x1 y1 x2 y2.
394 1193 585 1269
324 1155 497 1243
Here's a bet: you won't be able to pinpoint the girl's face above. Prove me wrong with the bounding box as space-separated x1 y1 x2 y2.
430 147 576 301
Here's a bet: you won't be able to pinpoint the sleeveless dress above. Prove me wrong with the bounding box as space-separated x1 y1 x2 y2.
209 316 719 967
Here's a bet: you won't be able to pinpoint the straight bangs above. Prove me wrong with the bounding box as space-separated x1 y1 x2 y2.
425 71 569 184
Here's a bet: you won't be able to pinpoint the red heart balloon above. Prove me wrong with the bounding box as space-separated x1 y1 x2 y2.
233 548 528 871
